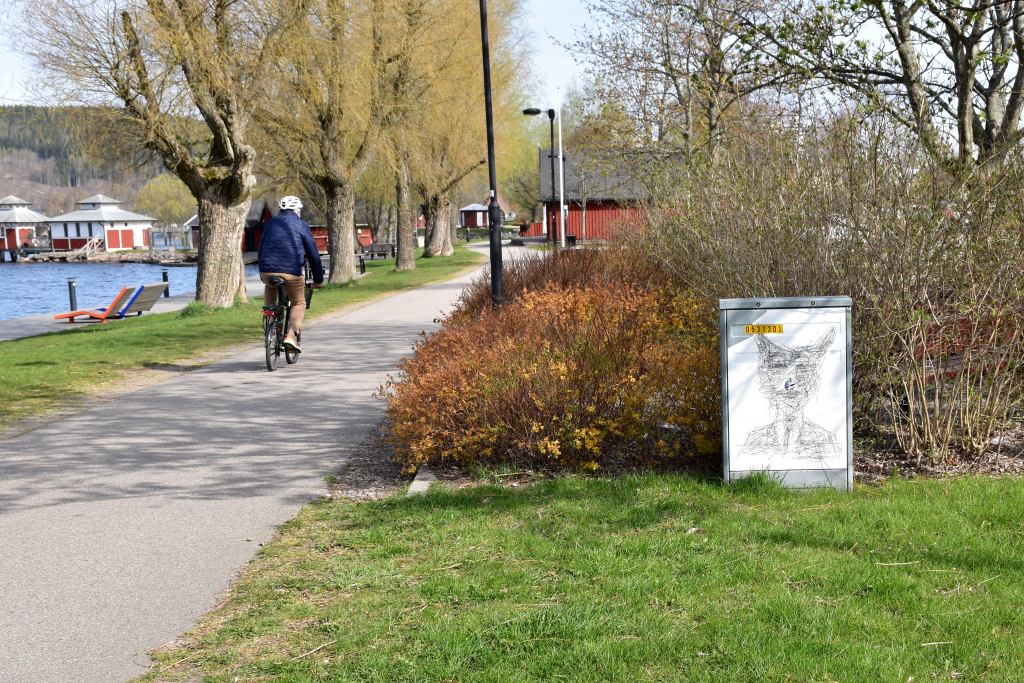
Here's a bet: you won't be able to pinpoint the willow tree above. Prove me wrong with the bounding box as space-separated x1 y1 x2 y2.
393 0 530 259
379 0 437 272
259 0 426 283
24 0 289 306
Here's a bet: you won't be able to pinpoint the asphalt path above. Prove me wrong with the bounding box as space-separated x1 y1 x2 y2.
0 244 509 682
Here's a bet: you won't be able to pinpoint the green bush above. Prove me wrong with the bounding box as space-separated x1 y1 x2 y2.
178 300 215 318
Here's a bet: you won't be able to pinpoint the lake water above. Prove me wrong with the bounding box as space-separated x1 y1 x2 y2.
0 262 261 321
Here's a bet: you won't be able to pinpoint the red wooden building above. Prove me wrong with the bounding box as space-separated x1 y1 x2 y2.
535 149 644 242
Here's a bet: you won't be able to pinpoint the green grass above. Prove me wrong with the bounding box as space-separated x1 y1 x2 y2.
0 248 483 427
139 474 1024 682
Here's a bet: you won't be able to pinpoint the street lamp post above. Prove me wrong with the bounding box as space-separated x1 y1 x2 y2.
522 108 557 246
478 0 503 306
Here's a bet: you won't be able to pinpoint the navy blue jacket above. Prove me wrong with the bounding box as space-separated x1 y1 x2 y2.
258 210 324 283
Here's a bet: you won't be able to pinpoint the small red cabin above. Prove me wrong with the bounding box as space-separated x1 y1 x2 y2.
538 149 645 243
460 203 488 228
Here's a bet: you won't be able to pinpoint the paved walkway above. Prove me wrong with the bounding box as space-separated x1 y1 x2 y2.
0 244 511 682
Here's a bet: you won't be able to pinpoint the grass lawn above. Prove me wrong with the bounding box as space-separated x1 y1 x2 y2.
0 248 483 428
139 474 1023 682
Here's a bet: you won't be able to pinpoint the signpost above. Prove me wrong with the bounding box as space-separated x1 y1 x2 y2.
719 297 853 490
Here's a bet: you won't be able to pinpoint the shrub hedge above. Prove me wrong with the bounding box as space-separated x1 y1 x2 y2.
381 250 720 472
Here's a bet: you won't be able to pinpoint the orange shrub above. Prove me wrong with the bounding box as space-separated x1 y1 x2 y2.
453 245 671 322
381 283 720 472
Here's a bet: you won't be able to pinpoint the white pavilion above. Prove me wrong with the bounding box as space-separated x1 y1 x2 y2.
48 195 156 252
0 196 51 251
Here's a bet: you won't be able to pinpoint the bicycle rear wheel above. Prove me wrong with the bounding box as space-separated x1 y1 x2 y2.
285 330 301 364
265 321 280 371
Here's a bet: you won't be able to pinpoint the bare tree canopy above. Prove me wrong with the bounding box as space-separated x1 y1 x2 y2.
738 0 1024 166
570 0 786 165
22 0 295 305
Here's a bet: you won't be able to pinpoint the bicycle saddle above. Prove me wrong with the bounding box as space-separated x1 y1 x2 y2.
266 276 287 286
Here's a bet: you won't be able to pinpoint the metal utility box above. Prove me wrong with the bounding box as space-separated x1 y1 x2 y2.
719 297 853 490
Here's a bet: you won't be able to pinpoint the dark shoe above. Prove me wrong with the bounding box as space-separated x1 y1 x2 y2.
283 335 301 353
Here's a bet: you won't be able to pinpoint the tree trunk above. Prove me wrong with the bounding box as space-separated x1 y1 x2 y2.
395 154 416 271
325 182 356 283
423 191 454 257
337 185 357 281
370 205 386 243
581 198 587 242
195 192 251 308
234 249 248 303
449 207 457 247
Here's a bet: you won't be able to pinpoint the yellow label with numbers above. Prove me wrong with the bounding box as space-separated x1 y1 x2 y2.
745 324 783 334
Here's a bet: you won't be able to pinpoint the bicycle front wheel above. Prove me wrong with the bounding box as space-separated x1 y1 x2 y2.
265 321 280 371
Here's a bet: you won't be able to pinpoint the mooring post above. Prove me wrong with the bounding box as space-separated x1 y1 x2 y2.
162 268 170 297
67 278 77 311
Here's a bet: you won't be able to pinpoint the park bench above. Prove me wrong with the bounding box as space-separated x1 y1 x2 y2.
364 243 395 260
115 282 170 317
54 286 135 323
909 302 1017 384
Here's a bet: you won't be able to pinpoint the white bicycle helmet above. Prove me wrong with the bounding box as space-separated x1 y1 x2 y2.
278 196 303 211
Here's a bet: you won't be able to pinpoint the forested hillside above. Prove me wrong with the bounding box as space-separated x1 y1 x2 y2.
1 105 95 187
0 106 76 157
0 105 159 214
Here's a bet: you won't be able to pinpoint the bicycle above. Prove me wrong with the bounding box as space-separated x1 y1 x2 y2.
262 264 314 371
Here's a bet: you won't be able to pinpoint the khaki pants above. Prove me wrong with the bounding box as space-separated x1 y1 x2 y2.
261 272 306 335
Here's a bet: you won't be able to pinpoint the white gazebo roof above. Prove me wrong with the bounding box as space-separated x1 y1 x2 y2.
0 195 33 208
50 195 154 224
0 206 51 225
76 194 122 206
460 203 488 212
0 196 50 225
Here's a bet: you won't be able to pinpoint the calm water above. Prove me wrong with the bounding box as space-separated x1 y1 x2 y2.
0 261 260 321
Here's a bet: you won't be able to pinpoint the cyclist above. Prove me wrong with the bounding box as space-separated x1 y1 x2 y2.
258 196 324 352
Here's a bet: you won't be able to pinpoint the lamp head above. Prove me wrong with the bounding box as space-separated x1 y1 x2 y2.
547 108 555 120
522 108 542 116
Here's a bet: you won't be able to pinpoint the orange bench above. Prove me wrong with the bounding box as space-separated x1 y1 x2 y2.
54 287 135 323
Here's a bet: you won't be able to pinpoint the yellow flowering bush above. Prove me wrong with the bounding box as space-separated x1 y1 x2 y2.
381 276 721 472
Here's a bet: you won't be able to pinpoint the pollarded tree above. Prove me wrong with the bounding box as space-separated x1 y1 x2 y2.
381 0 445 271
258 0 395 283
409 73 488 257
397 0 531 258
23 0 290 306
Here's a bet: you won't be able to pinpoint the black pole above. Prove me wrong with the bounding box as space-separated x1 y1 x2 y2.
548 110 557 246
67 278 77 311
162 268 170 297
478 0 503 306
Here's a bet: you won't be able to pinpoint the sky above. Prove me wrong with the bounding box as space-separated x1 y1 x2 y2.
0 0 589 107
526 0 590 110
1 0 589 109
